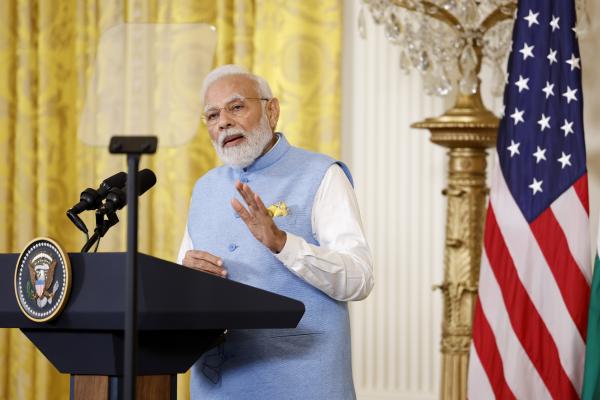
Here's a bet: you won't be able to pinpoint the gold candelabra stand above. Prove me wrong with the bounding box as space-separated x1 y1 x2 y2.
388 1 517 399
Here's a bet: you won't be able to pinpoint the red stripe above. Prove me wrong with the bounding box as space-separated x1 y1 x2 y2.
472 297 517 400
530 207 590 340
484 206 578 399
573 173 589 214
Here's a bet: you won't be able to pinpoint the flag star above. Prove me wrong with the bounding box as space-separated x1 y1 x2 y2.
507 140 520 157
529 178 543 195
542 81 555 98
562 86 578 103
519 43 535 60
524 10 540 27
510 108 525 125
547 49 557 65
560 119 574 136
566 53 581 71
537 114 551 131
514 75 530 92
533 146 547 163
550 15 560 31
557 152 572 169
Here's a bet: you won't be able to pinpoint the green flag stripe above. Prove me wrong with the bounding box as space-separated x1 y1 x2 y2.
583 254 600 400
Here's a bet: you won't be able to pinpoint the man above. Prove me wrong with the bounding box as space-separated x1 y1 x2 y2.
178 64 374 399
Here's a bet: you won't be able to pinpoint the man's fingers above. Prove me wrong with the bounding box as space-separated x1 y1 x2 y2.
254 194 268 213
231 198 252 223
183 255 227 277
234 181 270 218
235 181 254 207
185 250 222 266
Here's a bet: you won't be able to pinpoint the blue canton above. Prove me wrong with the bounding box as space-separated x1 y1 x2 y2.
498 0 586 222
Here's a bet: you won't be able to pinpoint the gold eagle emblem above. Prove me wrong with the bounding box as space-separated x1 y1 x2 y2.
28 255 57 301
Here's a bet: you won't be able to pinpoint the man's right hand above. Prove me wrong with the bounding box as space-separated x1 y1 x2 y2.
182 250 227 277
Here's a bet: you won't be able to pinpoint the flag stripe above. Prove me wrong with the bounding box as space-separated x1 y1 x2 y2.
471 298 517 400
477 250 550 399
551 186 592 284
490 155 587 388
573 173 589 214
530 208 590 339
485 206 579 399
468 342 502 400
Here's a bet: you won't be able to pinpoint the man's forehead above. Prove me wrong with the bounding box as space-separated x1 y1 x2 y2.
204 75 259 105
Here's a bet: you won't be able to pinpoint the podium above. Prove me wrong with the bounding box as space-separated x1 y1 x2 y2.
0 252 305 399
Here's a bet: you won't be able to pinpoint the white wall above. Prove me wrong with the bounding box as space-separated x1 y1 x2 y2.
342 2 447 398
342 1 600 399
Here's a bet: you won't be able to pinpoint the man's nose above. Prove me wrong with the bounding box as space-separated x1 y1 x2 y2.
217 111 235 130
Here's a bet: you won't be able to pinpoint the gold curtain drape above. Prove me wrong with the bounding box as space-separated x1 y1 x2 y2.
0 1 342 399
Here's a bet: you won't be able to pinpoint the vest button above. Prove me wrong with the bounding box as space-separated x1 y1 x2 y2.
228 243 238 252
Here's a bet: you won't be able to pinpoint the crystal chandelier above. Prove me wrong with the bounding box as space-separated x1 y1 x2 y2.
359 0 590 98
359 0 517 97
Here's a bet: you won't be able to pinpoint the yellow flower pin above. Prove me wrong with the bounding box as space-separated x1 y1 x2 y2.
267 201 289 218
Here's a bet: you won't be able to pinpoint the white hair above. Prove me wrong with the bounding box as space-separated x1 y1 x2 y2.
201 64 273 101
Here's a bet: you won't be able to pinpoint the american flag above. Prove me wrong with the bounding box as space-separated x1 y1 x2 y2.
467 0 591 398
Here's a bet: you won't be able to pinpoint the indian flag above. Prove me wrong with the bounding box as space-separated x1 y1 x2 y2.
583 222 600 400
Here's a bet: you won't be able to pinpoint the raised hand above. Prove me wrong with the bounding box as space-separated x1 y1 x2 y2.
231 181 287 253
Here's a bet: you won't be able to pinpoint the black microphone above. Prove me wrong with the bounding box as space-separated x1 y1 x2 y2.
68 172 127 214
98 169 157 215
67 172 127 234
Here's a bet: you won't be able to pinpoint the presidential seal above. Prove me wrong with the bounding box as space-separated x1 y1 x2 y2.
14 238 71 322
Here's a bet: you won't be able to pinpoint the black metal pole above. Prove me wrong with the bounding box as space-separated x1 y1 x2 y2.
124 154 140 400
108 135 157 400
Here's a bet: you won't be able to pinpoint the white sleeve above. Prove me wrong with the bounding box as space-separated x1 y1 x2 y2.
177 225 193 264
274 164 374 301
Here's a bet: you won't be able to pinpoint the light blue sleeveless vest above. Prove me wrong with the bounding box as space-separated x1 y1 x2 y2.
188 134 356 400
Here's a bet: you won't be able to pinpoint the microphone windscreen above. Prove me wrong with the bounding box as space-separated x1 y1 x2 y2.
137 169 157 196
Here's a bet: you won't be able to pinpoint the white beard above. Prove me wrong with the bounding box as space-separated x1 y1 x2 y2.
212 115 274 168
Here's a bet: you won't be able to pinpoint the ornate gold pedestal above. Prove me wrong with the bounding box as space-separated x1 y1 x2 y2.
412 92 498 400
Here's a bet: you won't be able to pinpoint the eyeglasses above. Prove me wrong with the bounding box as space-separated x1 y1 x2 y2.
202 97 270 126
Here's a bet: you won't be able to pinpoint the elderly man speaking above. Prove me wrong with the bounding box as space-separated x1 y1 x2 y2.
178 64 374 400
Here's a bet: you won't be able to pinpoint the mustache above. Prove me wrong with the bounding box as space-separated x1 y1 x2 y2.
217 129 247 148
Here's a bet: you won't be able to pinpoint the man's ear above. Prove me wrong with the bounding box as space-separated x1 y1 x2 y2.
266 98 280 131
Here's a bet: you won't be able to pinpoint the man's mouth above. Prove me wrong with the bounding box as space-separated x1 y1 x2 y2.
222 134 246 147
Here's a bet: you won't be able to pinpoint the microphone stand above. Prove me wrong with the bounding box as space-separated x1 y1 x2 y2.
109 136 158 400
81 211 119 253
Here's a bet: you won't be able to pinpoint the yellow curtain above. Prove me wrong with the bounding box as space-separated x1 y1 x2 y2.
0 0 341 399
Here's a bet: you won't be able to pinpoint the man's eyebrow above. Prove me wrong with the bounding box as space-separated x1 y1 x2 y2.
204 93 245 112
